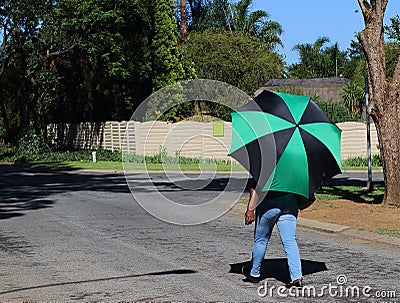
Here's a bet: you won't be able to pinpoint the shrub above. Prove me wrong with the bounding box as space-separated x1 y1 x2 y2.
342 154 382 167
17 130 48 155
0 148 122 163
315 101 356 123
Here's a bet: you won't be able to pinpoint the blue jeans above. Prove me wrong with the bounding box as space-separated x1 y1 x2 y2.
250 208 302 282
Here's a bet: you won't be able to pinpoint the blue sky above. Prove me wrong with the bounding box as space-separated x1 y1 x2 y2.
252 0 399 65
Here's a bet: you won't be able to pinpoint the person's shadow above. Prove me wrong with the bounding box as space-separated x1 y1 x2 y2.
229 258 327 283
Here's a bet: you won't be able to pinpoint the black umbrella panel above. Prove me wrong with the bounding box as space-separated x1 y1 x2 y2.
229 90 342 199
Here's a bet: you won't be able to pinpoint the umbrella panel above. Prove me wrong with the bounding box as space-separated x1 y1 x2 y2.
230 90 342 200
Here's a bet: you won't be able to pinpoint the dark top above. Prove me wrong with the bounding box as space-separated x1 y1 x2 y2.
248 178 299 217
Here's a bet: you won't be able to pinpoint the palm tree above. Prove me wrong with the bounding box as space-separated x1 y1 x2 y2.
291 37 331 78
340 82 364 119
231 0 283 49
186 0 282 50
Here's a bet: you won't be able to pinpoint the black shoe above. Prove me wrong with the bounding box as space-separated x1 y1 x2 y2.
243 275 261 283
241 265 250 277
285 277 303 288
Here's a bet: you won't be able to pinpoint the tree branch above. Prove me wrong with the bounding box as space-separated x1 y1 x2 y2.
358 0 370 14
45 44 76 61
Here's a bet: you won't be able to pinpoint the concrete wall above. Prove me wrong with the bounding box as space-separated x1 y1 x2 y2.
48 120 379 161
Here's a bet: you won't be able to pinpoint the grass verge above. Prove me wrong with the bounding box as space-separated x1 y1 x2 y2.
376 228 400 238
315 184 385 204
25 160 247 172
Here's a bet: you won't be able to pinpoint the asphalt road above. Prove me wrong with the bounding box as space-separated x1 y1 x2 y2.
0 165 397 302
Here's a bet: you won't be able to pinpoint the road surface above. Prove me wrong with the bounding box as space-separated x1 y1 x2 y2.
0 165 397 302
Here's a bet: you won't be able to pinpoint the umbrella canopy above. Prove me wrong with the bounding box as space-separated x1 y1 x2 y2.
229 90 341 201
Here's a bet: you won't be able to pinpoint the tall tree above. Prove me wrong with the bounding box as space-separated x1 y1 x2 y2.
150 0 187 92
180 0 188 41
290 37 349 79
231 0 283 49
185 29 284 94
384 14 400 42
0 0 155 144
0 0 53 140
185 0 283 50
358 0 400 206
144 0 196 119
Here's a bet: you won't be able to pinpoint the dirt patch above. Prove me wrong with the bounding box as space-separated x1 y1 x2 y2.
299 198 400 235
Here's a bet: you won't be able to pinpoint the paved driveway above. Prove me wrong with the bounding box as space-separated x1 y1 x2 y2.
0 165 397 302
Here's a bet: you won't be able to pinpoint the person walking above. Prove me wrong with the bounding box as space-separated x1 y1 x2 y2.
242 179 303 288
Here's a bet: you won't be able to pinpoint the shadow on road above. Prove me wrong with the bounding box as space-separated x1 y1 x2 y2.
229 258 328 283
0 269 197 295
0 163 249 219
0 163 130 220
1 163 384 220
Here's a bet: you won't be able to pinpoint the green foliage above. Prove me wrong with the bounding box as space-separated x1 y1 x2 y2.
0 0 158 142
315 101 355 123
385 42 400 81
343 37 367 81
340 82 365 119
144 0 196 119
270 86 354 123
342 154 382 167
289 37 349 78
124 146 233 165
185 29 285 94
150 0 188 91
17 130 48 155
316 184 384 204
0 143 17 159
0 144 235 167
1 148 123 163
384 15 400 42
376 228 400 238
185 0 283 50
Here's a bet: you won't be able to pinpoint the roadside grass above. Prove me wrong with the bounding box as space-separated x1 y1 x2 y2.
21 161 381 172
359 227 400 238
315 184 385 204
21 160 381 172
376 227 400 238
341 166 382 171
25 160 247 172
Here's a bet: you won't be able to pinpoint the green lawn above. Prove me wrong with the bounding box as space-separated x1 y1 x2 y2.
27 160 247 172
315 184 385 204
23 159 382 173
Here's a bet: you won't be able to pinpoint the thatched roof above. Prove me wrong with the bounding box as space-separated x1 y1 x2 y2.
255 77 351 102
263 77 350 87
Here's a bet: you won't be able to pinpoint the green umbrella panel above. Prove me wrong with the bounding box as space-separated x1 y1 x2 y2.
229 90 342 199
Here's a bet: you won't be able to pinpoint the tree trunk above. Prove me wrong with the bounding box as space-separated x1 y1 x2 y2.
358 0 400 207
373 86 400 207
180 0 187 41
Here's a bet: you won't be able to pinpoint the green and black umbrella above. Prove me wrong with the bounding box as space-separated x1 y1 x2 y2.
229 90 341 202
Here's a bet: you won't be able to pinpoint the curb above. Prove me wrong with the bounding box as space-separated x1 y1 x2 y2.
297 217 350 233
230 202 400 248
297 218 400 248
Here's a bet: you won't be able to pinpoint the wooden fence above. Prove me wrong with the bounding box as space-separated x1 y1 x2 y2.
47 120 380 161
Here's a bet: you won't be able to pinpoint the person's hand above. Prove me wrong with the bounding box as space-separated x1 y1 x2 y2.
245 209 255 225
